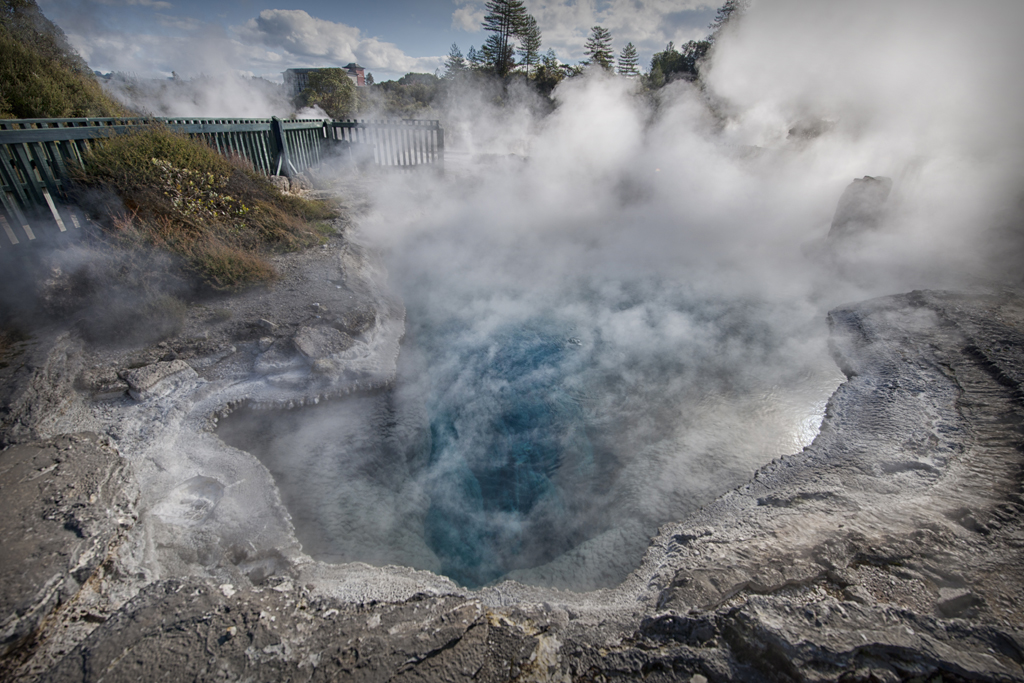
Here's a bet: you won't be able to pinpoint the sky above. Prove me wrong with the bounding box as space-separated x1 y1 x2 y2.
38 0 719 82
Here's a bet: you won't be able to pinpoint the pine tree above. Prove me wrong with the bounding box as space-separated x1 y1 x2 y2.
617 42 639 77
583 25 614 71
517 15 542 77
466 46 481 68
708 0 747 42
443 43 467 79
481 0 530 77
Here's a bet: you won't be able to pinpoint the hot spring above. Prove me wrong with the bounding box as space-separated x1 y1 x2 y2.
218 277 843 591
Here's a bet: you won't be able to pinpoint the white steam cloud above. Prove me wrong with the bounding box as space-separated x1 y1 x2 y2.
222 0 1024 591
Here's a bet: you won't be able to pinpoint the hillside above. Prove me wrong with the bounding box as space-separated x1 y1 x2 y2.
0 0 125 118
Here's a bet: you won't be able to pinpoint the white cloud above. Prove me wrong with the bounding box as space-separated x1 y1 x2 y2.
452 5 485 32
94 0 173 9
62 7 440 81
237 9 441 74
156 14 201 31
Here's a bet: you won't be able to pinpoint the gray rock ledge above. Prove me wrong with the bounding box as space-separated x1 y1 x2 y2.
3 289 1024 682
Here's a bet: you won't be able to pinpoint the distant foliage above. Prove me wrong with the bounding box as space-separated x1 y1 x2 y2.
443 43 468 80
647 40 710 85
584 26 614 71
361 72 443 118
531 49 568 94
480 0 530 77
709 0 748 42
296 68 357 119
0 0 126 118
617 42 640 77
517 15 543 77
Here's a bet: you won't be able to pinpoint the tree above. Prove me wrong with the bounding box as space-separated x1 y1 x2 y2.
583 25 614 71
617 42 639 77
297 68 357 119
443 43 467 79
466 45 482 68
532 48 564 93
517 15 542 77
648 39 708 84
708 0 747 42
365 72 374 86
480 0 530 77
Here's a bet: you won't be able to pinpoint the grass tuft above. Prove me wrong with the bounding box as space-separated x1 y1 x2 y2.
73 125 338 289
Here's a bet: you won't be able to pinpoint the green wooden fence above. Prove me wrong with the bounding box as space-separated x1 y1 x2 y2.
0 116 443 247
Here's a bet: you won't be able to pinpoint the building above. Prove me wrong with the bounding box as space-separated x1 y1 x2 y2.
284 64 365 98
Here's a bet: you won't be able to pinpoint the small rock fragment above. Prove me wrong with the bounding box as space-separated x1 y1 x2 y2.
293 326 354 360
843 585 875 605
937 588 981 617
121 360 197 401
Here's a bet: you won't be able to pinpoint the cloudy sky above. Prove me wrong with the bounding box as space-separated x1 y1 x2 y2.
38 0 718 82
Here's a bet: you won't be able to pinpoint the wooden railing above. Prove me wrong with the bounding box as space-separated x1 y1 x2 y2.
0 116 444 247
328 120 444 168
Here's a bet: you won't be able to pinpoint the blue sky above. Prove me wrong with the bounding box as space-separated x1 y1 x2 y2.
38 0 718 82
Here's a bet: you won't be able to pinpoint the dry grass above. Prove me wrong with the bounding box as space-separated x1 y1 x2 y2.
73 125 338 289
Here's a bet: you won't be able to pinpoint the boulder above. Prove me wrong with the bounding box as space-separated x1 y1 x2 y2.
120 360 197 401
267 175 290 193
292 326 354 361
828 175 893 239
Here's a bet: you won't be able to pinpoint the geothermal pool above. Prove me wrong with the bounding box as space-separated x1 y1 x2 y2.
219 282 843 591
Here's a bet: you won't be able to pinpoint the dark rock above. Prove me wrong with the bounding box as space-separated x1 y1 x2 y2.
0 433 136 660
42 584 537 682
828 175 893 239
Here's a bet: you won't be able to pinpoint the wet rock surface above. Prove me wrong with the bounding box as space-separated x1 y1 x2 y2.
2 214 1023 683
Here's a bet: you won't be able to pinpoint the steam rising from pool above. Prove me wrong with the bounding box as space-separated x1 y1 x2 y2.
222 0 1023 590
220 283 843 589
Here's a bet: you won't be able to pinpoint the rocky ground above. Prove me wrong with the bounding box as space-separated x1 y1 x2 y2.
1 204 1022 680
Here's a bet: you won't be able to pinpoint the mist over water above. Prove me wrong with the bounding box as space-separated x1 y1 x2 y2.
222 1 1024 589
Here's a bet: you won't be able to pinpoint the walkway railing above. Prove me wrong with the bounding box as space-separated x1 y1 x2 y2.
0 116 444 247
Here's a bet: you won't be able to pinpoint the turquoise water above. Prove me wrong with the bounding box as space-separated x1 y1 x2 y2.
420 325 597 587
218 284 842 591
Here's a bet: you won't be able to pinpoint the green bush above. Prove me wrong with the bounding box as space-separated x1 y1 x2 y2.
75 126 338 289
0 0 126 118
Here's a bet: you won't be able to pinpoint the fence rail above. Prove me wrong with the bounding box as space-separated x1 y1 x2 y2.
0 116 443 247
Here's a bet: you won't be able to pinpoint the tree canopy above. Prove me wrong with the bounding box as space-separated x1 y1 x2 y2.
584 25 614 71
709 0 747 41
648 39 710 84
297 68 357 119
617 42 640 77
517 15 543 77
443 43 468 80
480 0 530 77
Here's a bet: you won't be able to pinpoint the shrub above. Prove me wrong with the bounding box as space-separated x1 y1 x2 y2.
0 0 126 118
74 126 338 289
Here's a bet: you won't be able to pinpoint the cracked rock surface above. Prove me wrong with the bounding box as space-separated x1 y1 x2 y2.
0 432 137 669
2 217 1023 683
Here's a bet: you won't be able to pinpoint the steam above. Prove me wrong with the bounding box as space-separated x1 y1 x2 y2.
100 73 294 118
220 1 1024 590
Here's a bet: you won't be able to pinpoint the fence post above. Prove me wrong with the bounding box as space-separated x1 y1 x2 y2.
436 122 445 175
270 117 294 177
